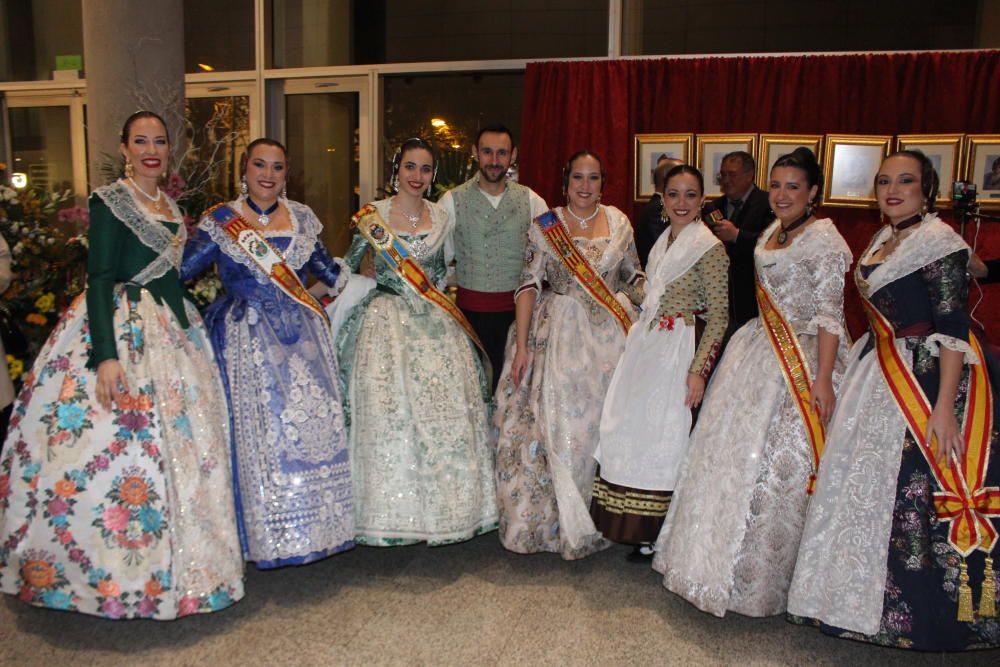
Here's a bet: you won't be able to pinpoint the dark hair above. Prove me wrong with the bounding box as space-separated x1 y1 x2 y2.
120 110 169 145
240 138 288 176
771 147 823 204
653 157 684 192
663 164 704 195
475 124 515 148
391 137 438 195
721 150 755 173
880 149 940 212
562 150 607 192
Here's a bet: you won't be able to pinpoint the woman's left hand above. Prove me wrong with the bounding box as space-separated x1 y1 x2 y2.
685 373 705 408
926 406 963 467
810 377 836 426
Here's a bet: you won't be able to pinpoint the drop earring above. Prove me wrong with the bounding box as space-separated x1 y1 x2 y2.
240 176 249 196
281 183 287 199
124 161 134 179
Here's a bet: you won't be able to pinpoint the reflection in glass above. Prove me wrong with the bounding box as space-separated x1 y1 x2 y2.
183 0 255 73
0 0 85 81
182 95 251 213
269 1 607 67
8 106 73 192
382 72 524 200
285 93 359 255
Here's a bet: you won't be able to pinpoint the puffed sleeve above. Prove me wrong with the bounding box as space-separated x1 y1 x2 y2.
689 243 730 379
179 226 219 283
85 194 126 369
921 249 977 363
307 242 350 297
805 247 851 339
514 221 546 299
343 233 370 272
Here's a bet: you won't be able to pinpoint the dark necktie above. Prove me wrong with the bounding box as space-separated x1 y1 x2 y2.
728 199 743 220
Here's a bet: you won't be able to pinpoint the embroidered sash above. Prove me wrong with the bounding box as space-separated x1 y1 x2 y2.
860 296 998 558
534 211 633 335
350 204 486 355
204 203 329 323
755 278 827 495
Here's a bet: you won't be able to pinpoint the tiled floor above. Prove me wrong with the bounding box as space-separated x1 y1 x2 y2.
1 534 995 666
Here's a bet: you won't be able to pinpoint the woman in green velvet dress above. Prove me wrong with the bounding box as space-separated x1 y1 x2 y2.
0 112 243 620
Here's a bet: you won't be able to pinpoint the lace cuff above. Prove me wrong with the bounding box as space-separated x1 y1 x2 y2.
325 258 351 298
923 333 978 364
805 314 846 338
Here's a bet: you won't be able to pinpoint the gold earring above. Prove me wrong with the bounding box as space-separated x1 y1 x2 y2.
124 161 134 179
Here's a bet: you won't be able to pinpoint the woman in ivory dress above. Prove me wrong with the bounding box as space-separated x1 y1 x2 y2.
336 138 497 546
788 151 1000 650
0 112 243 619
591 165 729 559
494 150 644 560
181 138 354 568
653 148 851 616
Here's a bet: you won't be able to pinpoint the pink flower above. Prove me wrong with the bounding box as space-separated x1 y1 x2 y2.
177 595 201 617
102 505 130 532
101 598 126 619
162 172 187 200
58 530 74 545
137 596 158 617
46 497 69 516
58 206 90 227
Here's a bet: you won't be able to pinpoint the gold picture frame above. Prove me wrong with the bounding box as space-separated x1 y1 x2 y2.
756 134 824 190
633 133 693 201
695 134 759 199
964 134 1000 210
822 134 892 208
896 134 964 207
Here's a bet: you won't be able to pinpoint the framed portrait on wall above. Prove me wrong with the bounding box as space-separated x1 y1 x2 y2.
964 135 1000 210
755 135 823 190
821 135 892 207
896 134 964 207
695 134 758 199
633 133 693 201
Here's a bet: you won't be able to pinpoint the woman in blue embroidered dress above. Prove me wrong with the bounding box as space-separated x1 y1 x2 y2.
0 112 243 619
181 138 354 568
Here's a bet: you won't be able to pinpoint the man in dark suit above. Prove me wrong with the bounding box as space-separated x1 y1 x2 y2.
705 151 773 331
635 157 683 267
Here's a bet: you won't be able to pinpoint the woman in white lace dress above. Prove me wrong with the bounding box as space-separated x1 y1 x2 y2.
653 148 852 616
494 150 644 560
336 138 497 546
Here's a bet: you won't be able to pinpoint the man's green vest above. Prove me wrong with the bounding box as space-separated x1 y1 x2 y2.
451 177 532 293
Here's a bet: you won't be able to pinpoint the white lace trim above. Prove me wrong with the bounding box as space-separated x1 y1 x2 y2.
923 333 978 364
755 218 851 271
370 197 453 253
94 180 185 284
858 214 969 296
324 258 351 297
805 313 846 338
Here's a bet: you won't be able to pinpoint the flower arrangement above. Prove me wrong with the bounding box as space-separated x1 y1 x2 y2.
0 184 87 382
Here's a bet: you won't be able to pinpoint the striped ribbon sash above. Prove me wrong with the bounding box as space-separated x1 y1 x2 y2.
350 204 486 355
534 211 632 335
755 278 826 495
205 203 329 323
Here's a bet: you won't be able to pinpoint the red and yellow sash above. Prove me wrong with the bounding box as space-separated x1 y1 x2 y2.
861 297 998 559
350 204 486 356
205 203 329 323
755 278 826 495
535 211 632 335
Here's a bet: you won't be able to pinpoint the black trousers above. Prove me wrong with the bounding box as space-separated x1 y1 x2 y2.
461 308 516 395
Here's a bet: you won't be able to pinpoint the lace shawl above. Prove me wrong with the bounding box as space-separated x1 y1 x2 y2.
93 180 185 284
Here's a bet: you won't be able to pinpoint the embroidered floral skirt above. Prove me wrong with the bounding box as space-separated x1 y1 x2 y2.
0 288 244 619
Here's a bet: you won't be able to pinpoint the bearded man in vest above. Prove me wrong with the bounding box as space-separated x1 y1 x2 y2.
439 124 548 393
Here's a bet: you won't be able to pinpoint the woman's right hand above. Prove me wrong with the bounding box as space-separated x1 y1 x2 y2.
511 346 530 388
96 359 129 412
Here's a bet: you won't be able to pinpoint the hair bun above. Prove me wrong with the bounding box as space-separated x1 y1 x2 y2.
791 146 817 165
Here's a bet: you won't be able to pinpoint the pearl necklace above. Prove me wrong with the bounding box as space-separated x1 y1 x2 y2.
565 204 600 229
127 177 164 213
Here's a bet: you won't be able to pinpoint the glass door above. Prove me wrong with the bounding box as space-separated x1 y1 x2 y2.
278 76 371 255
5 90 87 196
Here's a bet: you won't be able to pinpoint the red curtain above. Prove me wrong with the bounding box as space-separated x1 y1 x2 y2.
519 51 1000 339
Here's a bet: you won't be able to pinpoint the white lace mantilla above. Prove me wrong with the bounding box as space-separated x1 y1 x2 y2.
640 221 719 329
94 180 185 284
199 197 326 286
858 214 969 296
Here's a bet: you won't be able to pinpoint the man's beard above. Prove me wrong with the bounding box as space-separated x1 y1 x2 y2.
479 164 507 183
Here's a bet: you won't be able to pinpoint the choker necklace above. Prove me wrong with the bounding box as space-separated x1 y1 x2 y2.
127 177 164 213
890 213 922 240
246 196 279 226
776 210 811 244
566 204 600 229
